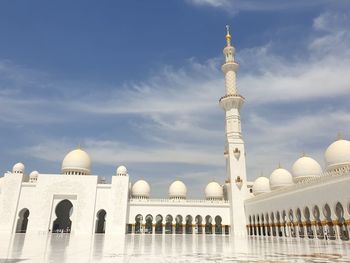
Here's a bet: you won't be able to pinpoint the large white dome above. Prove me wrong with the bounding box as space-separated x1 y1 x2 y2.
132 180 150 199
252 177 270 196
62 148 91 175
12 162 25 174
269 167 293 190
116 165 128 176
292 155 322 180
325 139 350 171
169 180 187 199
205 181 223 200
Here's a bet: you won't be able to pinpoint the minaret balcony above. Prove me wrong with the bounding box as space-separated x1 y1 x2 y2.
219 94 245 110
221 61 239 73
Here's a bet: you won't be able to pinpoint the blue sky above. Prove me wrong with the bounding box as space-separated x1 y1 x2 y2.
1 0 350 198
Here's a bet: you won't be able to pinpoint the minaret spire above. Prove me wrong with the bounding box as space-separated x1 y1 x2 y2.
226 25 231 46
219 25 248 237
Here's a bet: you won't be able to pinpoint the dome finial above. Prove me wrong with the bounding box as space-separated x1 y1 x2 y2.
301 151 306 157
337 131 343 140
278 162 282 168
225 25 231 46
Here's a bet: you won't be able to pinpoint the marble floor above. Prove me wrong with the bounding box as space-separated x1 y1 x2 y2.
1 234 350 262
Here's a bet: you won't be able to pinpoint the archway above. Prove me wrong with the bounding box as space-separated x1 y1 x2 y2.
155 214 163 234
253 215 257 235
261 214 266 236
52 200 73 233
276 212 282 237
248 216 252 235
135 214 143 234
215 216 222 234
323 204 336 240
335 202 349 241
95 209 106 234
270 213 276 236
205 215 213 234
282 211 287 237
296 208 304 238
265 214 271 236
16 208 30 233
145 214 153 234
195 215 203 234
289 209 296 237
165 215 173 234
304 207 313 238
175 215 183 234
257 215 261 236
313 205 324 239
185 215 193 234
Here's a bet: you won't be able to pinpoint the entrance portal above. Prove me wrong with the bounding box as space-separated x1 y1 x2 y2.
52 199 73 233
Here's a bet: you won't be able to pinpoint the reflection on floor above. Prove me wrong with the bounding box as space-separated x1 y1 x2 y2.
0 234 350 262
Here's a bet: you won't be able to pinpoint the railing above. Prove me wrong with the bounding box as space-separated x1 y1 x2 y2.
129 198 229 204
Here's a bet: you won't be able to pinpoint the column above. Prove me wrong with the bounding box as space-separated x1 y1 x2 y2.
162 224 165 235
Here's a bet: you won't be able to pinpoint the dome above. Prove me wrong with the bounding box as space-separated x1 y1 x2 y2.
325 139 350 171
116 165 128 176
252 177 270 196
132 180 150 199
29 171 39 183
205 181 223 200
292 155 322 182
169 180 187 199
62 148 91 175
269 167 293 190
12 162 25 174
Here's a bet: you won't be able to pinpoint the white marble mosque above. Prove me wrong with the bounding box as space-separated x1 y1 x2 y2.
0 26 350 262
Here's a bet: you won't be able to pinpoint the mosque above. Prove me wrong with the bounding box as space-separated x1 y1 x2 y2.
0 27 349 241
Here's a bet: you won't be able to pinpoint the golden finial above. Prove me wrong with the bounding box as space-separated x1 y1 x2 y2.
301 151 306 157
337 131 343 140
278 162 281 168
225 25 231 46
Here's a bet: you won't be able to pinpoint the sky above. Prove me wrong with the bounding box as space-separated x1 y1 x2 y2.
0 0 350 198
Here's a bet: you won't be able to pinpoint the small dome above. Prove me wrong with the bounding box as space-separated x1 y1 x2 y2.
12 162 25 174
29 171 39 183
292 155 322 181
269 167 293 190
169 180 187 199
116 165 128 176
325 139 350 171
132 180 150 198
205 181 223 200
62 148 91 175
252 177 270 196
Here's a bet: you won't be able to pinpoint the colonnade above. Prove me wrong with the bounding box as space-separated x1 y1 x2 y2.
247 202 350 241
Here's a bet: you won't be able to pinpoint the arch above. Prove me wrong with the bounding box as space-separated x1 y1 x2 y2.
276 211 282 237
295 208 304 238
215 216 222 234
270 212 276 236
195 215 203 234
281 210 287 237
175 215 183 234
265 213 271 236
52 199 73 233
135 214 143 234
253 215 257 235
16 208 30 233
145 214 153 234
323 203 336 240
185 215 193 234
312 205 324 239
155 214 163 234
288 209 296 238
257 215 261 236
205 215 213 234
261 214 266 236
248 215 252 236
165 215 173 234
335 202 349 241
303 207 313 238
95 209 106 234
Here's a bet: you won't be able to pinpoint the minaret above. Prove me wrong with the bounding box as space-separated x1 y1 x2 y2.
219 25 249 237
